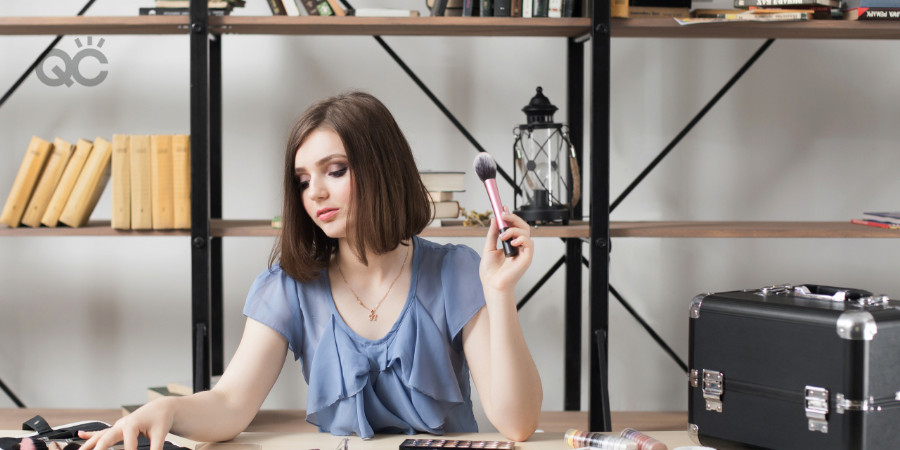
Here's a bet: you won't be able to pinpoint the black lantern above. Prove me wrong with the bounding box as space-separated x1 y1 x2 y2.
513 87 578 225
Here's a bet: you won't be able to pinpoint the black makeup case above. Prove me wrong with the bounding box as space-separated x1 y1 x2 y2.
688 284 900 450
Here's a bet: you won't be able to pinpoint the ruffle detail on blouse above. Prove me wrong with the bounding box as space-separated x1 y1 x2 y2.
305 301 467 439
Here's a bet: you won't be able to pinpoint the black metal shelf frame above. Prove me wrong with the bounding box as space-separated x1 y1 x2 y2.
187 0 613 432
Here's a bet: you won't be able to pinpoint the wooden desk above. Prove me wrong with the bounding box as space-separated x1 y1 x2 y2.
0 409 692 448
0 409 687 434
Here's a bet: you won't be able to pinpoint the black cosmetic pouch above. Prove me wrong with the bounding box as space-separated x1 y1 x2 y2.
0 415 190 450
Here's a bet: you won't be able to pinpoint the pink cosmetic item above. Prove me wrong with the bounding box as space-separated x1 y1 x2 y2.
473 153 517 257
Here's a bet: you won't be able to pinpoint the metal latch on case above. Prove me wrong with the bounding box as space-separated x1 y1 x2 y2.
696 369 723 413
804 386 829 434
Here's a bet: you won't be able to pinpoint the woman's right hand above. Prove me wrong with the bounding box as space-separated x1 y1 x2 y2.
78 396 177 450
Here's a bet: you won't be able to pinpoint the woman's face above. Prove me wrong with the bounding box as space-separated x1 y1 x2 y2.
294 128 354 239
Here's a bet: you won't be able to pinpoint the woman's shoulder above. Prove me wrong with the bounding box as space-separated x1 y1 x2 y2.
248 263 329 300
415 236 480 263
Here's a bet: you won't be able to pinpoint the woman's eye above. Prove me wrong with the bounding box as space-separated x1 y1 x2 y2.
329 166 348 178
296 178 309 190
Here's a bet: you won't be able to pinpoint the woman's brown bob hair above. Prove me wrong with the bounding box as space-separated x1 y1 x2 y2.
270 91 433 282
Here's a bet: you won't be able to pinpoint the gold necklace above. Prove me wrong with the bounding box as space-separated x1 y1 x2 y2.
337 245 410 322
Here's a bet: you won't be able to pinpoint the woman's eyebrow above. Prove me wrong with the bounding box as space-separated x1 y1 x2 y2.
294 154 346 176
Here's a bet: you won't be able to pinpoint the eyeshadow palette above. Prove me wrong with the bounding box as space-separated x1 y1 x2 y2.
399 439 515 449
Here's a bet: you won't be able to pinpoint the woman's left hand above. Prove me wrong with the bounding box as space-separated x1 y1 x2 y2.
480 208 533 293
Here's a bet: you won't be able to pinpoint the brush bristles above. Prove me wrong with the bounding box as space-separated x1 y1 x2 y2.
473 153 497 182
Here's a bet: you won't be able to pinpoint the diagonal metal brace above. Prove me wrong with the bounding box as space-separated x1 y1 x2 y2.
610 39 775 213
371 36 518 193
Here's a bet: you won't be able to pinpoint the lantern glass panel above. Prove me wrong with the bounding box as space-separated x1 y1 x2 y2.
515 125 569 210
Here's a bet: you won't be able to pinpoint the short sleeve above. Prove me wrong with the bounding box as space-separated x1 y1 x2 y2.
440 245 486 349
243 265 304 360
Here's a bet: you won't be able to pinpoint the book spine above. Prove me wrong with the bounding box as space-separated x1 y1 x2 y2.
548 0 562 17
130 135 153 230
111 134 131 230
150 135 175 230
493 0 510 16
172 134 191 230
859 7 900 18
511 0 523 16
480 0 493 15
533 0 548 16
326 0 347 15
267 0 287 14
734 0 837 7
59 137 112 228
850 219 900 229
431 0 450 15
522 0 533 16
299 0 320 15
21 138 73 228
42 138 92 227
1 136 53 228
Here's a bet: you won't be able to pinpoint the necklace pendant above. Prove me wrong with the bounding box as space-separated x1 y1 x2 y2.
369 310 378 321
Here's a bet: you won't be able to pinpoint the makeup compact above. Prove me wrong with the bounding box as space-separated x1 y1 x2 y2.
399 438 515 449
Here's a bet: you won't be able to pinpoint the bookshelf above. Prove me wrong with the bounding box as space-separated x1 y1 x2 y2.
5 10 900 433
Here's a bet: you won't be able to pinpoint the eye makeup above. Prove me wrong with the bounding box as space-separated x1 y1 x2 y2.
399 438 515 449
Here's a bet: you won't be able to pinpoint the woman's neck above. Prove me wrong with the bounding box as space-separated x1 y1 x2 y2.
334 239 411 283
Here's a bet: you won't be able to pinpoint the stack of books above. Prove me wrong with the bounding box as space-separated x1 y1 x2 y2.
851 212 900 229
843 0 900 19
267 0 348 16
139 0 245 16
110 134 192 231
1 136 112 229
419 171 464 224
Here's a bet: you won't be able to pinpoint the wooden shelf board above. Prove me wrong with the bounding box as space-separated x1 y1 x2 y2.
5 220 894 238
0 220 189 236
611 18 900 40
0 16 189 35
4 16 900 39
210 16 591 37
211 219 591 238
611 221 900 238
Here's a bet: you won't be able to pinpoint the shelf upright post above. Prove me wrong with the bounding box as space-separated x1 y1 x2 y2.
210 31 224 377
189 0 213 393
564 35 586 412
589 0 612 432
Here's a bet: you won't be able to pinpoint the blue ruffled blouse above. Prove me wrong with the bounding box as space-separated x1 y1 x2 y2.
243 236 486 438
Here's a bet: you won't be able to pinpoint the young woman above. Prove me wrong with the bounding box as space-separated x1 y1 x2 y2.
79 91 542 449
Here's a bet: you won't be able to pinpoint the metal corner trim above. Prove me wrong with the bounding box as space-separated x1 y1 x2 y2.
836 310 877 341
690 293 709 319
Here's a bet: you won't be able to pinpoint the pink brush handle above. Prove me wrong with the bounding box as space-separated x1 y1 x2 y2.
483 179 509 230
483 179 517 257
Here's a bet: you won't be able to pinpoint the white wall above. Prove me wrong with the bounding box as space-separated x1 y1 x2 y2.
2 0 900 430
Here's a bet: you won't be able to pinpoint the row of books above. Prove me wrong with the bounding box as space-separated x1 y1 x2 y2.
1 136 112 229
267 0 581 17
139 0 245 16
110 134 192 231
683 0 900 20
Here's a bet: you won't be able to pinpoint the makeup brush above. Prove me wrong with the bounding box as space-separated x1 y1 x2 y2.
473 153 518 257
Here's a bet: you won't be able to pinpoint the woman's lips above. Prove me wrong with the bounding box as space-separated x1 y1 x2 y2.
317 208 338 221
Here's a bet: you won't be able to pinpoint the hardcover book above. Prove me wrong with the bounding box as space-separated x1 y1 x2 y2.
734 0 839 8
150 135 174 230
419 171 465 193
1 136 53 228
59 137 112 228
172 134 191 230
130 135 153 230
42 138 93 227
21 138 73 228
111 134 131 230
